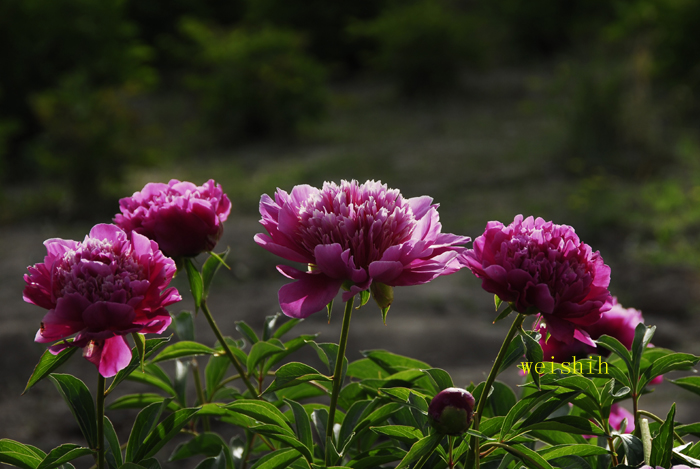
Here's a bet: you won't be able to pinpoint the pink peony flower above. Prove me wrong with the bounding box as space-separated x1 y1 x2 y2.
462 215 612 345
24 224 181 377
255 180 470 318
115 179 231 258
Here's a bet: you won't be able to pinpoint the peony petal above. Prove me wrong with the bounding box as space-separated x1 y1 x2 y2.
527 283 555 314
82 302 136 333
44 238 81 259
314 244 348 279
36 293 92 342
277 264 306 279
131 231 153 259
368 261 404 284
573 328 596 347
89 224 125 243
278 273 343 318
407 195 434 219
97 336 134 377
254 233 311 264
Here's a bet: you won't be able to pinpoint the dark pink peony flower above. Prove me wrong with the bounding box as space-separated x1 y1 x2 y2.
255 180 470 318
428 387 475 435
462 215 612 345
24 224 181 377
115 179 231 258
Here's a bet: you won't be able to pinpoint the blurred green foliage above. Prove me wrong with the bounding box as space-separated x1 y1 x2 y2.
350 0 478 95
491 0 616 58
124 0 245 68
244 0 384 72
0 0 699 255
556 54 670 178
0 0 154 179
182 21 328 141
25 75 157 218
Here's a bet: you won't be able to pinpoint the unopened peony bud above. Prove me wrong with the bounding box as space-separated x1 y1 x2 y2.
371 282 393 309
428 387 475 435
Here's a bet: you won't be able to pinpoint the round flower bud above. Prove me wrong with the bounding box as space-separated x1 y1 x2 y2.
428 387 475 435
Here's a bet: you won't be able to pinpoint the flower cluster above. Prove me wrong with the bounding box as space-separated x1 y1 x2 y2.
463 215 613 345
24 224 181 377
115 179 231 258
255 180 470 318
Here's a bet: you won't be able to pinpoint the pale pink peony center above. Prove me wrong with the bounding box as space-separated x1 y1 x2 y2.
56 238 144 302
296 181 417 269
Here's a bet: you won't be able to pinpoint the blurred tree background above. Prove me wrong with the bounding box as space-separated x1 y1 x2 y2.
2 0 700 311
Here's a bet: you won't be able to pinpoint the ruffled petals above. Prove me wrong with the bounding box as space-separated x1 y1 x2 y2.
278 272 343 318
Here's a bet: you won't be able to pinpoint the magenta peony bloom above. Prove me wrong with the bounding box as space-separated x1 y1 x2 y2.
115 179 231 258
24 224 181 377
462 215 612 345
428 387 475 435
254 180 470 318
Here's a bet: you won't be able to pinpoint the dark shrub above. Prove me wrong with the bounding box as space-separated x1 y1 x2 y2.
182 21 328 141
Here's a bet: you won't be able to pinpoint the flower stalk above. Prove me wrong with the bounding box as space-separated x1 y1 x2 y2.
471 312 526 469
201 299 259 397
325 297 354 465
191 359 210 432
96 374 106 469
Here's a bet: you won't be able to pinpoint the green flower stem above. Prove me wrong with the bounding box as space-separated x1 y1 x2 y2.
604 418 619 466
471 313 526 469
96 374 106 469
191 359 210 432
201 299 259 397
633 391 641 438
448 436 455 469
325 297 354 466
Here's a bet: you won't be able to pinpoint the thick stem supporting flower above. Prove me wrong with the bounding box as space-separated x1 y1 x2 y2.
448 436 455 469
201 299 258 397
633 392 640 438
191 359 210 432
325 297 354 466
470 313 526 469
604 419 619 466
96 374 106 469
